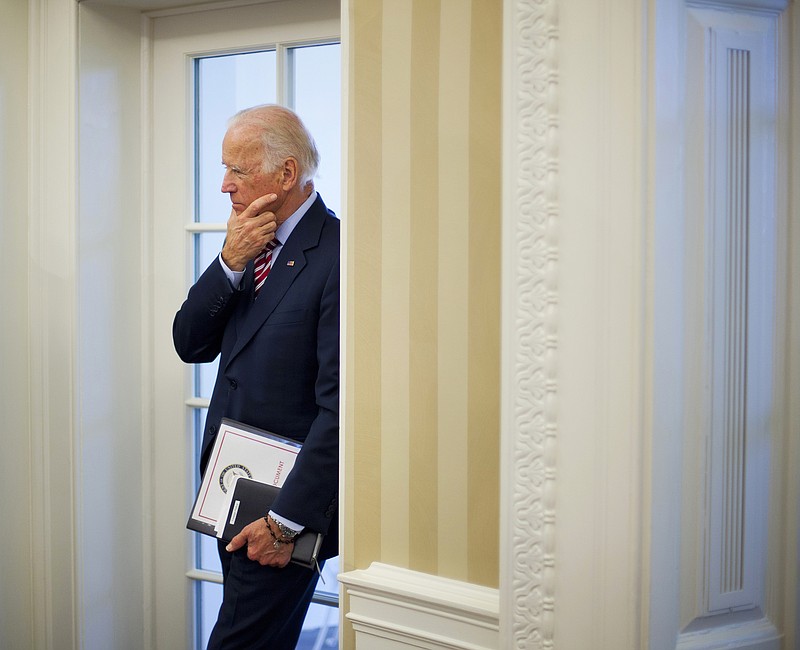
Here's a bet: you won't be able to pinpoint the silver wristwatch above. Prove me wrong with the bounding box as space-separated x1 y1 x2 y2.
272 517 300 540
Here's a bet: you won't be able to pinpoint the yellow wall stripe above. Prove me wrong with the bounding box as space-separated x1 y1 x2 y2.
348 0 384 572
436 0 472 581
466 0 501 587
379 0 413 566
408 0 441 576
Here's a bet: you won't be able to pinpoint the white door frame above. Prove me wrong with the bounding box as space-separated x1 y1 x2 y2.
147 2 340 648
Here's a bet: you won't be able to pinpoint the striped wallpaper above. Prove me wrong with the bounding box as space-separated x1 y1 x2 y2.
344 0 501 589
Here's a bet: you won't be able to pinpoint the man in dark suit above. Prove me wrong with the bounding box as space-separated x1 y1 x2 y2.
173 104 339 648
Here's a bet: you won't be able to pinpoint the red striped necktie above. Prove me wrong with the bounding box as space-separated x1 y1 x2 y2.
253 239 279 296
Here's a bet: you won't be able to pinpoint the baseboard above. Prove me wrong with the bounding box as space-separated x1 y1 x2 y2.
676 616 782 650
339 563 500 649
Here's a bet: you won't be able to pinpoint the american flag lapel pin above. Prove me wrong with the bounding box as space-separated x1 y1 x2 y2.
286 260 295 267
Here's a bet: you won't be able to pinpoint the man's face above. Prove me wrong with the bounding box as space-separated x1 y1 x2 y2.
220 124 283 216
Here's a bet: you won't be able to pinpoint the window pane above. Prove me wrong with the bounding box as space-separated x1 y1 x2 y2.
195 527 221 573
194 231 226 279
192 407 221 572
194 357 219 402
192 232 224 400
315 555 340 601
289 43 342 217
297 601 339 649
192 408 207 489
195 580 223 650
197 51 277 223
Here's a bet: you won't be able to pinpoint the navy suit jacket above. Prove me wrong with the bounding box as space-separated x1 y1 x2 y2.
173 195 339 558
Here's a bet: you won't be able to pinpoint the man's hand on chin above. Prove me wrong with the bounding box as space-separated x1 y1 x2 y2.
220 193 279 272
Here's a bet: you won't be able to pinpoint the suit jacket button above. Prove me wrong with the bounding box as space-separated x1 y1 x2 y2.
229 379 238 390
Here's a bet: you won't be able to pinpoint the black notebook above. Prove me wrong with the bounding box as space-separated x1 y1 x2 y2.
219 477 323 570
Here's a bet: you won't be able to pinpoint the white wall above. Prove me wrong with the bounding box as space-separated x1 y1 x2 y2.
77 5 148 648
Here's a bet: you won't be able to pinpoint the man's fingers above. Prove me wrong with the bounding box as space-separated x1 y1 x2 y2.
242 193 278 218
223 520 293 568
225 532 247 553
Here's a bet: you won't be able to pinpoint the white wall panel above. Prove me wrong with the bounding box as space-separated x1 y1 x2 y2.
685 4 778 617
0 0 34 645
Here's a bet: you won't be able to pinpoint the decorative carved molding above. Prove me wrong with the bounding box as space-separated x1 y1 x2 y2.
501 0 559 647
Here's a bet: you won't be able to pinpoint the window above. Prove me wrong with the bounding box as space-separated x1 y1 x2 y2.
188 42 341 650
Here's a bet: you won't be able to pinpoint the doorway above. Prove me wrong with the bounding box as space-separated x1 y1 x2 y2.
148 1 341 647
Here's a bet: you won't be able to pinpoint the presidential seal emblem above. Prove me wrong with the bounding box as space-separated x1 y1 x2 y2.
219 463 253 494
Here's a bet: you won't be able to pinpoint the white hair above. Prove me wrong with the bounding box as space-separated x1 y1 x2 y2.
228 104 320 185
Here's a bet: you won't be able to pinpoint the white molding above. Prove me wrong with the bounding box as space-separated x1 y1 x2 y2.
28 0 80 648
686 0 788 13
142 0 284 19
500 0 559 648
340 563 499 650
140 11 157 650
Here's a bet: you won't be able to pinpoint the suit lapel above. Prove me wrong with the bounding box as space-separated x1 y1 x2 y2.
226 199 325 368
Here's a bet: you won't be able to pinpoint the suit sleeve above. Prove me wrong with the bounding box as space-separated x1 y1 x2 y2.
173 257 243 364
271 256 339 534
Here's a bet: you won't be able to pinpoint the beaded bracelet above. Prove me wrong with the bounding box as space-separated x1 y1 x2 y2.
263 516 296 549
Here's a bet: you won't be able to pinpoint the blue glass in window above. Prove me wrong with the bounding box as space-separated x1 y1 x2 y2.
289 43 342 218
196 51 277 223
195 580 223 650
